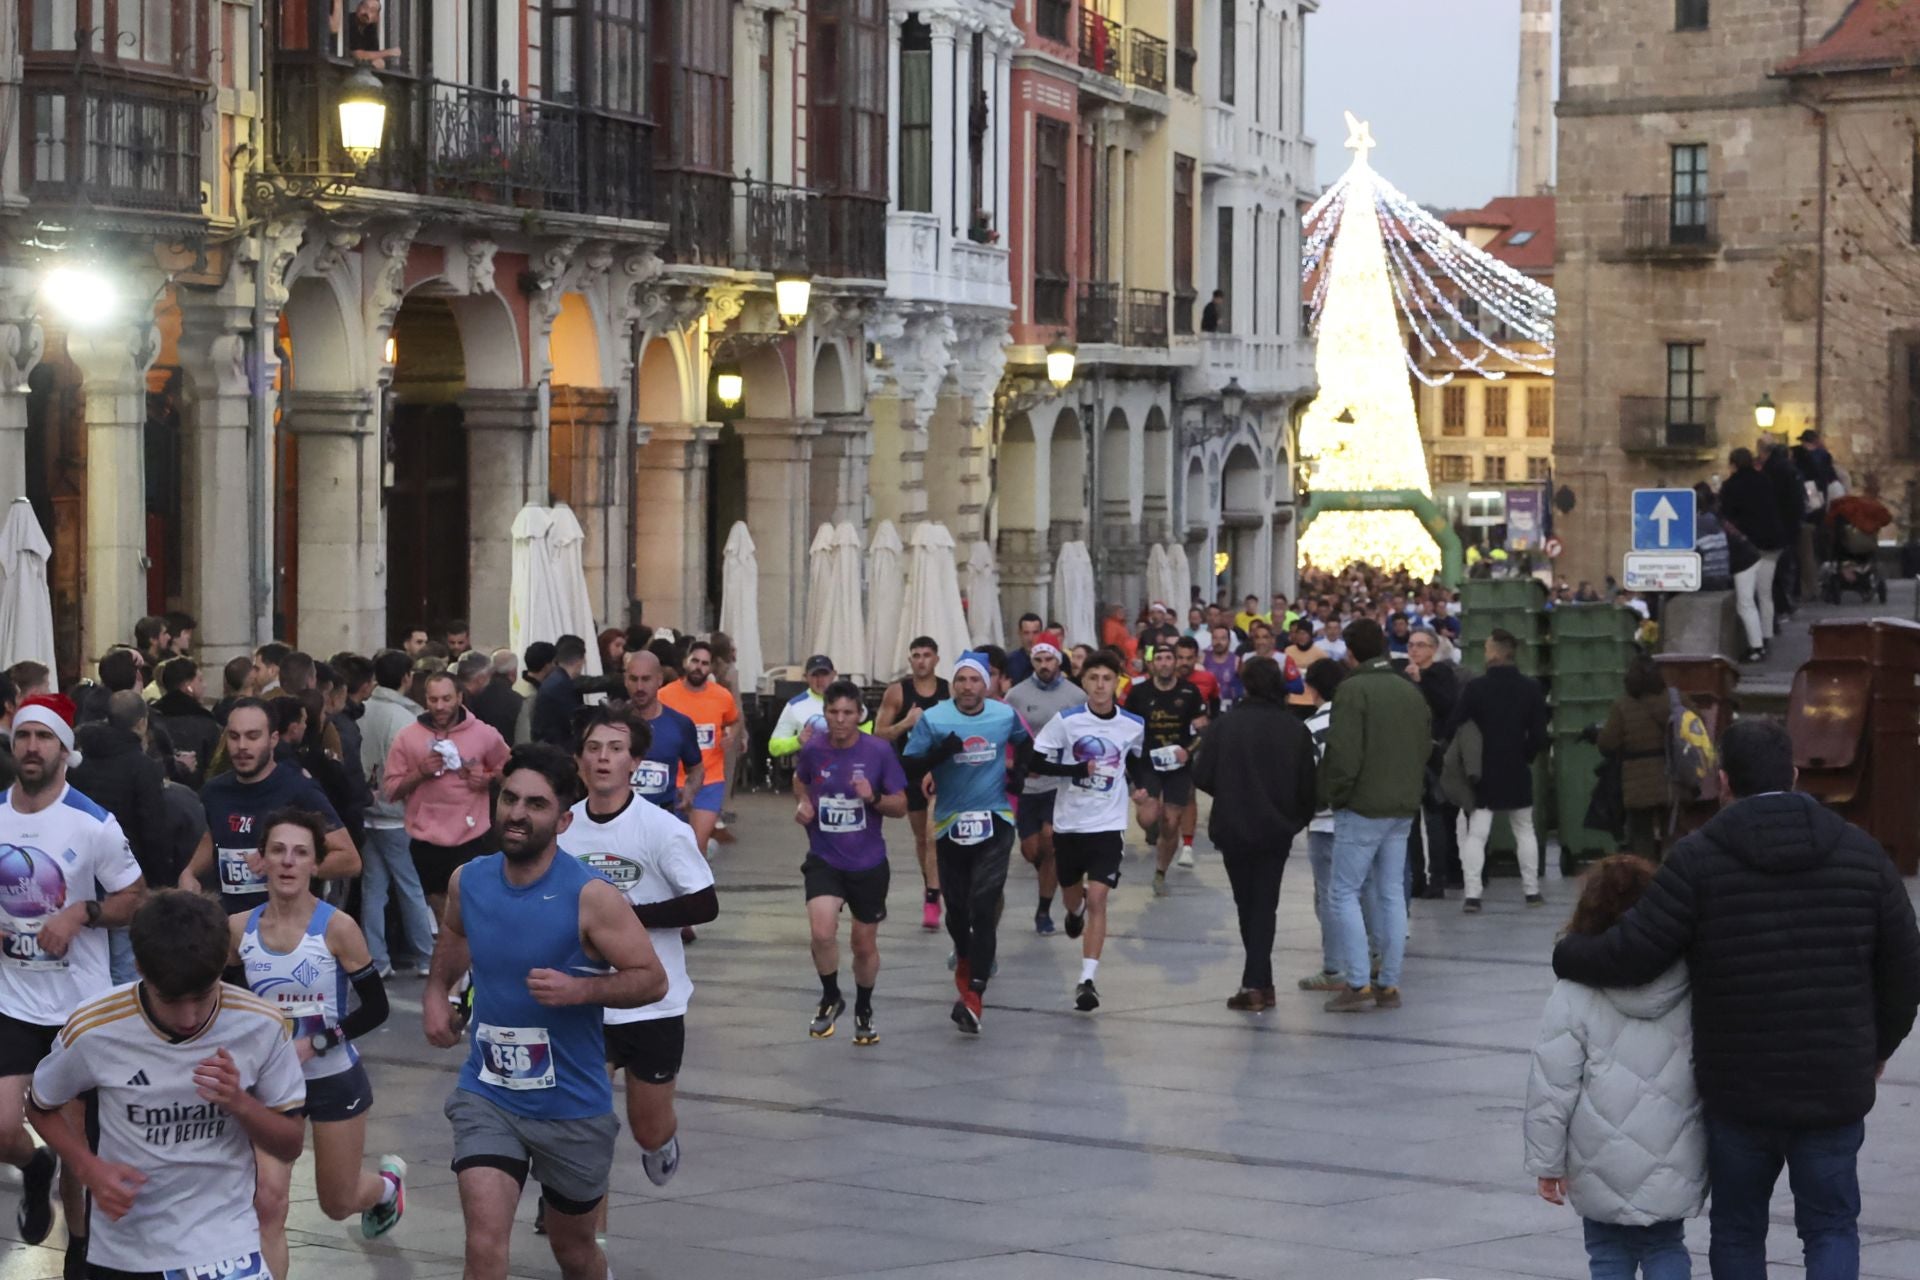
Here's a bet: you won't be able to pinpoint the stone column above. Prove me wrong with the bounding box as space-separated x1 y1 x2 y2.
632 423 716 630
0 271 41 505
994 43 1013 235
810 417 872 530
175 299 258 666
283 389 382 655
735 417 818 666
930 16 958 243
461 387 545 648
67 317 160 662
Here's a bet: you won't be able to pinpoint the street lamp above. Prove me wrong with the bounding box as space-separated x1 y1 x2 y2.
774 261 812 327
1044 335 1077 390
41 264 119 331
1753 391 1777 431
1221 377 1246 421
713 359 744 411
337 68 389 166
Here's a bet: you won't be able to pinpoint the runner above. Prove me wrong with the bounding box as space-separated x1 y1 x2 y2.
423 744 668 1280
618 650 702 814
904 654 1040 1035
767 654 838 762
1 695 147 1274
1028 651 1148 1012
28 890 305 1280
1125 645 1208 895
872 638 949 931
1202 625 1245 707
178 698 360 912
657 641 740 858
1172 637 1219 865
562 705 716 1192
794 680 908 1045
232 809 404 1278
1004 634 1081 935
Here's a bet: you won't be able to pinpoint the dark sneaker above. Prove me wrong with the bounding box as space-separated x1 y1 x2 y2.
951 991 981 1034
1035 911 1056 936
1225 988 1267 1012
641 1135 681 1186
1074 980 1101 1012
1462 898 1483 914
360 1155 406 1239
852 1013 879 1046
1525 894 1545 908
809 996 846 1039
1064 909 1086 940
1373 987 1403 1010
1324 985 1377 1013
16 1147 55 1245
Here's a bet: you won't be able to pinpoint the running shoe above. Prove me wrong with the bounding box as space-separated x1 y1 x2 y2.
1035 910 1056 936
1525 894 1546 908
375 962 395 980
852 1013 880 1047
360 1155 407 1239
1462 898 1482 915
1064 909 1086 940
17 1146 55 1244
809 996 846 1038
1297 968 1345 992
1074 980 1101 1012
1152 870 1168 897
921 899 941 931
413 961 431 978
1174 845 1196 869
641 1135 681 1187
950 990 982 1034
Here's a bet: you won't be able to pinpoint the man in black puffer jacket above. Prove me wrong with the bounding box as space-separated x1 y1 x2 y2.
1553 718 1920 1279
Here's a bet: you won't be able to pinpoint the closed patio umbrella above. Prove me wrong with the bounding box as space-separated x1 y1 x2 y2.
718 521 764 687
1168 545 1194 622
811 521 868 680
1145 543 1175 612
1053 540 1098 649
865 520 906 681
895 522 970 680
0 498 57 686
962 539 1005 647
510 503 602 677
805 523 835 665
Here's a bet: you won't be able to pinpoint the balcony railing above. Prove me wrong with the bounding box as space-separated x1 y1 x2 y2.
1126 288 1169 347
1034 274 1070 325
1037 0 1071 42
421 81 577 207
1129 31 1169 93
659 173 882 280
1079 9 1123 77
810 192 887 281
1622 193 1723 255
1079 282 1121 343
20 72 204 216
1173 288 1197 337
1621 395 1719 457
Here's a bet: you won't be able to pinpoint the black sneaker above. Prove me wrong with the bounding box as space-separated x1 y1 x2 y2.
16 1147 55 1245
950 994 980 1034
1064 910 1086 940
852 1012 879 1046
1525 893 1545 908
1463 898 1482 914
1074 980 1100 1012
63 1231 87 1280
809 996 846 1039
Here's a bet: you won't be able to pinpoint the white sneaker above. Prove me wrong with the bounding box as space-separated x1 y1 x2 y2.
642 1135 681 1187
1174 846 1196 869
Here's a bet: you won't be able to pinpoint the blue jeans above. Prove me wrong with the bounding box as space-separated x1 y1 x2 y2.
1306 829 1380 980
1327 811 1410 990
107 927 136 985
360 825 439 970
1706 1114 1862 1280
1583 1218 1690 1280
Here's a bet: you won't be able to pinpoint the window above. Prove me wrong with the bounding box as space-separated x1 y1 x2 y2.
1219 0 1235 104
1442 385 1467 436
1436 455 1470 484
969 32 986 220
1894 334 1920 458
1033 117 1070 324
1174 0 1195 91
1174 155 1195 334
1037 0 1069 42
897 18 932 211
587 0 648 116
1507 230 1535 247
1484 384 1508 437
1527 456 1553 482
1670 143 1709 240
1666 342 1706 426
1484 455 1508 482
809 0 888 196
1675 0 1709 30
1216 205 1234 323
651 0 730 170
468 0 500 88
1527 385 1552 437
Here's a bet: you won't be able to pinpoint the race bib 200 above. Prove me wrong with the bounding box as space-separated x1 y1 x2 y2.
0 926 67 971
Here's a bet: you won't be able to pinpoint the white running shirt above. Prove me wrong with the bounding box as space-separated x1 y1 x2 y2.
558 795 714 1023
1031 704 1147 835
30 983 306 1274
0 785 144 1026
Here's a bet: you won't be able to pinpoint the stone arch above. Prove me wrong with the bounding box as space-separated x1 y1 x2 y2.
1047 404 1084 540
1222 442 1265 517
636 333 692 422
811 339 854 415
448 291 523 390
548 292 602 387
1098 405 1130 520
1183 454 1207 536
282 275 357 392
737 341 791 419
1143 404 1171 534
999 411 1040 533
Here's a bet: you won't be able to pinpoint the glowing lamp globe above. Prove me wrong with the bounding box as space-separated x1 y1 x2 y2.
1753 392 1777 431
774 263 812 327
1045 337 1077 390
42 264 119 331
713 360 744 411
338 69 388 166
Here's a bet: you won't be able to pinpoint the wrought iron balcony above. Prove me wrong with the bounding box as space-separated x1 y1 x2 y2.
809 192 887 281
1126 288 1169 347
1078 282 1121 344
1621 193 1723 256
19 71 204 217
1621 395 1719 458
661 170 737 267
738 177 813 273
1128 31 1169 94
660 175 883 281
1079 10 1123 77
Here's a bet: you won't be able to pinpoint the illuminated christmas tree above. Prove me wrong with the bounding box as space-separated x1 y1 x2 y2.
1297 113 1556 579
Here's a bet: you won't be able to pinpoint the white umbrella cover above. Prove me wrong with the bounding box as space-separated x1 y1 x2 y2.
812 521 868 680
895 522 971 680
1168 545 1194 622
804 524 835 663
962 540 1005 647
0 499 57 686
509 504 602 678
1053 540 1098 649
865 521 906 681
1145 543 1174 613
718 521 764 686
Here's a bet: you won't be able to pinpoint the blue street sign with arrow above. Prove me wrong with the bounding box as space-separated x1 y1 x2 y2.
1631 488 1696 553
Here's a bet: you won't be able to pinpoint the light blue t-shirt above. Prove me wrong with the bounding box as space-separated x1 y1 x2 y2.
903 700 1030 837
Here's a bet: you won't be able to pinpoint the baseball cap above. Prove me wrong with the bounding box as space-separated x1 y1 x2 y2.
804 654 835 675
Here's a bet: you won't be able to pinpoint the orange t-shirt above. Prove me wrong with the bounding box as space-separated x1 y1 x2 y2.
658 678 740 784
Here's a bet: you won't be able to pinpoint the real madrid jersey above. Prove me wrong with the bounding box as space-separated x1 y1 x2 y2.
29 983 305 1275
0 785 144 1026
558 795 714 1023
1032 704 1147 834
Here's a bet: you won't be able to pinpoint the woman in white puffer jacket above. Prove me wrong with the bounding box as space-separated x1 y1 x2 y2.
1525 855 1707 1280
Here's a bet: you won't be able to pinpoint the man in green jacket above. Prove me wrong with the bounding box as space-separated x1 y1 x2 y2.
1316 618 1430 1014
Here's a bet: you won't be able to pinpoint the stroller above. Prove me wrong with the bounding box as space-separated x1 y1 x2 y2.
1820 494 1892 605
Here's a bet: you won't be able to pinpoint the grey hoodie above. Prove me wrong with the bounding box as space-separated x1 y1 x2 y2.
1523 962 1706 1226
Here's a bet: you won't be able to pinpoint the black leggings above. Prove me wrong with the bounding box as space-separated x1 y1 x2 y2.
937 819 1014 989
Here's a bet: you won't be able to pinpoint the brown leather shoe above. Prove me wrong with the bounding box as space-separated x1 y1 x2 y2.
1373 986 1402 1010
1225 988 1268 1012
1324 985 1377 1013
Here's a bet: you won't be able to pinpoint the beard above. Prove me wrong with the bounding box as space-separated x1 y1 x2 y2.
499 818 556 862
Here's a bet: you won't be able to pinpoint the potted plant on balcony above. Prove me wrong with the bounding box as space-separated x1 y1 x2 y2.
968 209 998 245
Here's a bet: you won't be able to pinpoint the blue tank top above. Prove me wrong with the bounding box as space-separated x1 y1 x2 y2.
456 851 612 1119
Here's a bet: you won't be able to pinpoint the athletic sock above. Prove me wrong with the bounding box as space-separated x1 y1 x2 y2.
379 1172 401 1206
855 985 874 1018
819 971 841 1003
1037 894 1053 915
925 888 940 904
1067 903 1086 921
1080 958 1100 982
1182 835 1194 848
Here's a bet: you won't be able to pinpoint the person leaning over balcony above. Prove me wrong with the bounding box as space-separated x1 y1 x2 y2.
1200 289 1226 333
333 0 402 68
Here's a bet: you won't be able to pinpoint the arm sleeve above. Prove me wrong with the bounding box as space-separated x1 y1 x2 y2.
1124 743 1152 789
1552 857 1698 987
339 964 390 1040
1872 857 1920 1063
1022 743 1088 779
28 1030 96 1111
1521 983 1586 1179
768 700 805 758
634 823 720 928
252 1026 308 1113
678 718 702 771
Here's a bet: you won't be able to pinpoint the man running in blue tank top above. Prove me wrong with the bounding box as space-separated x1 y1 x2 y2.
423 744 668 1280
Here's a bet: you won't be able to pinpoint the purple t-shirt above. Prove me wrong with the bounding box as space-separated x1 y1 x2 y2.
795 732 908 871
1201 651 1244 705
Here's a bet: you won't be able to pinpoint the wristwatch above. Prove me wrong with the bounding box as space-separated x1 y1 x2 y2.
83 900 102 927
309 1027 341 1054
